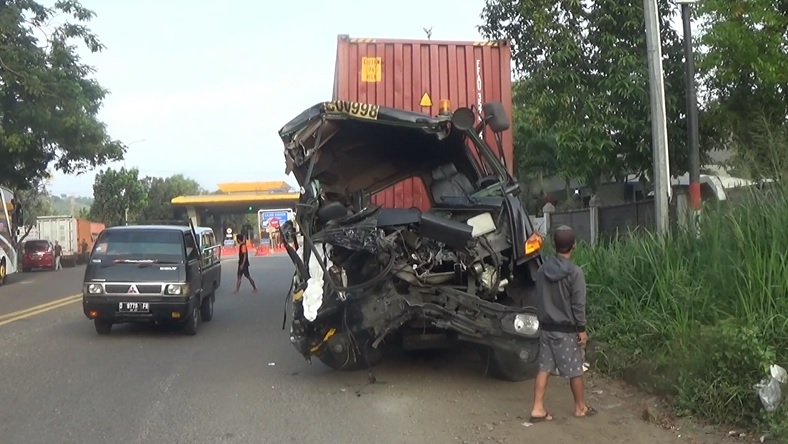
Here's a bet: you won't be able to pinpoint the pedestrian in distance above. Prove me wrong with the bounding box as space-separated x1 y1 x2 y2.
81 238 89 263
232 234 258 294
529 225 597 422
53 240 63 271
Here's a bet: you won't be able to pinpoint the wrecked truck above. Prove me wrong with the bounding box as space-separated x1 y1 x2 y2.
277 100 545 381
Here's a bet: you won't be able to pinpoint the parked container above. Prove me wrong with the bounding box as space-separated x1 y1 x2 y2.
89 223 105 247
36 216 105 266
332 35 515 210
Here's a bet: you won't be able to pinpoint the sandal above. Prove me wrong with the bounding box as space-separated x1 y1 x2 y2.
529 413 555 422
575 405 598 418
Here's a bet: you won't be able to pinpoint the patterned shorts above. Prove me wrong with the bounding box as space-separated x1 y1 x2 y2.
538 330 584 378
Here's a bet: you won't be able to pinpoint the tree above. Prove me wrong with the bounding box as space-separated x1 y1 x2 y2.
0 0 125 190
510 81 563 188
76 206 90 219
14 180 54 245
479 0 692 190
88 167 146 226
138 174 204 223
697 0 788 178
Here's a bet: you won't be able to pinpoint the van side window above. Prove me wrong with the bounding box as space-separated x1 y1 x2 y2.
184 233 199 261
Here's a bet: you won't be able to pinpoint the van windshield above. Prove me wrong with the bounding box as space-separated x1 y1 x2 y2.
92 230 184 263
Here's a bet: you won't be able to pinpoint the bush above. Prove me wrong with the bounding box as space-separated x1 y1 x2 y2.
574 183 788 437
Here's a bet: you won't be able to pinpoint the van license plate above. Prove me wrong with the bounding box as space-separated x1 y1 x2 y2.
118 302 150 313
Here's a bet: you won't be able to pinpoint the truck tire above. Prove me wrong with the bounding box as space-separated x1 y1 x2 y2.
0 260 6 285
480 278 540 381
316 331 383 371
479 341 540 382
200 295 214 322
182 306 199 336
94 319 112 335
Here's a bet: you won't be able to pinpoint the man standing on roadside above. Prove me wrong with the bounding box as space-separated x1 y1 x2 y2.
232 234 257 294
529 225 596 422
53 240 62 271
81 238 89 262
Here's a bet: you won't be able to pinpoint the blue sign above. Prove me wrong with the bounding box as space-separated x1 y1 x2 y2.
259 210 290 230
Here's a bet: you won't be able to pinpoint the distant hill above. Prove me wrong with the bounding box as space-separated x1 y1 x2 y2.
49 194 93 216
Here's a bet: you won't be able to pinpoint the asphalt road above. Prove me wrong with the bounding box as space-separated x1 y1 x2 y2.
0 264 85 316
0 256 737 444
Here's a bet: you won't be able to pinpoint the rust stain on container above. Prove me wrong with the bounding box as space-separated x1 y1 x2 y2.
333 35 514 211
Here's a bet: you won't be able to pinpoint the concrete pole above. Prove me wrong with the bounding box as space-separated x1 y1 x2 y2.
643 0 672 233
680 2 702 215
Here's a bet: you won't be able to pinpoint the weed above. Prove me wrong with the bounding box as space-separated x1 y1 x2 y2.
574 183 788 438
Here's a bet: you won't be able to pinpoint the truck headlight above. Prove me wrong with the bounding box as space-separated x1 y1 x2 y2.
87 284 103 294
165 284 189 295
513 313 539 336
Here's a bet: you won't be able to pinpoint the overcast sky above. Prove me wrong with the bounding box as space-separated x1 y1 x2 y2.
46 1 691 197
47 0 489 196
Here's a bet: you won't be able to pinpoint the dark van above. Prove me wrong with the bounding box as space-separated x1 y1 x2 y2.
81 225 220 336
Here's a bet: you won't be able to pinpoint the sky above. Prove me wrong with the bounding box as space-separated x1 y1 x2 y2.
47 0 491 196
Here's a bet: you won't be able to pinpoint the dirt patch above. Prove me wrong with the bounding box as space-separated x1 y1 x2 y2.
451 373 760 444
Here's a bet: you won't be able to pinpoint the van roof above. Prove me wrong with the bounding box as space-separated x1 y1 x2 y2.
102 225 192 233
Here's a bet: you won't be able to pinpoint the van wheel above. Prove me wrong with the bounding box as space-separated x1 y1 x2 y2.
183 306 199 336
94 320 112 335
200 295 214 322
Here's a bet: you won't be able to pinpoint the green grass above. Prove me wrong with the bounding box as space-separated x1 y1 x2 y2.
573 185 788 437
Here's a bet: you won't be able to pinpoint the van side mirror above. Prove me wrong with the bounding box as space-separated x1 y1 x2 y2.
481 102 510 133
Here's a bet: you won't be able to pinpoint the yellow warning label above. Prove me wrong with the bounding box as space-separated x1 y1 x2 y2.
419 92 432 107
361 57 382 82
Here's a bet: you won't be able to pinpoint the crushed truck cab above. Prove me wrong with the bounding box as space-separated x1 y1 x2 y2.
277 100 544 381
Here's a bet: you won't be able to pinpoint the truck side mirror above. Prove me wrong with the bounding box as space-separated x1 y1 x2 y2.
481 102 511 133
450 107 476 131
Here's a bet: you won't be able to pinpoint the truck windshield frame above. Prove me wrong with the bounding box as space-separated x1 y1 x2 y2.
462 128 515 194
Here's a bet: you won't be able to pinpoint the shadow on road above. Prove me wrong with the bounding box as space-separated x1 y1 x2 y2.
288 344 514 391
4 269 52 284
71 320 220 339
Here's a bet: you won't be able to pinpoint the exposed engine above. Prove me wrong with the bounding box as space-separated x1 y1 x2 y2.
281 200 541 376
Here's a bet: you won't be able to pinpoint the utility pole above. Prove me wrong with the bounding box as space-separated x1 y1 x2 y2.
643 0 672 233
678 0 701 221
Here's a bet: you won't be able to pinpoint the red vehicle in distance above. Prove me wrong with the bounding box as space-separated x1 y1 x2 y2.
22 239 56 272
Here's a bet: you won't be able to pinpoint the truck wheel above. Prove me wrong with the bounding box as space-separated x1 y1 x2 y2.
94 320 113 335
479 341 540 382
477 278 541 381
183 306 199 336
0 261 6 285
200 295 214 322
316 331 384 371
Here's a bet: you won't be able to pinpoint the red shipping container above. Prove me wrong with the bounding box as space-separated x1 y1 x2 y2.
332 35 515 211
